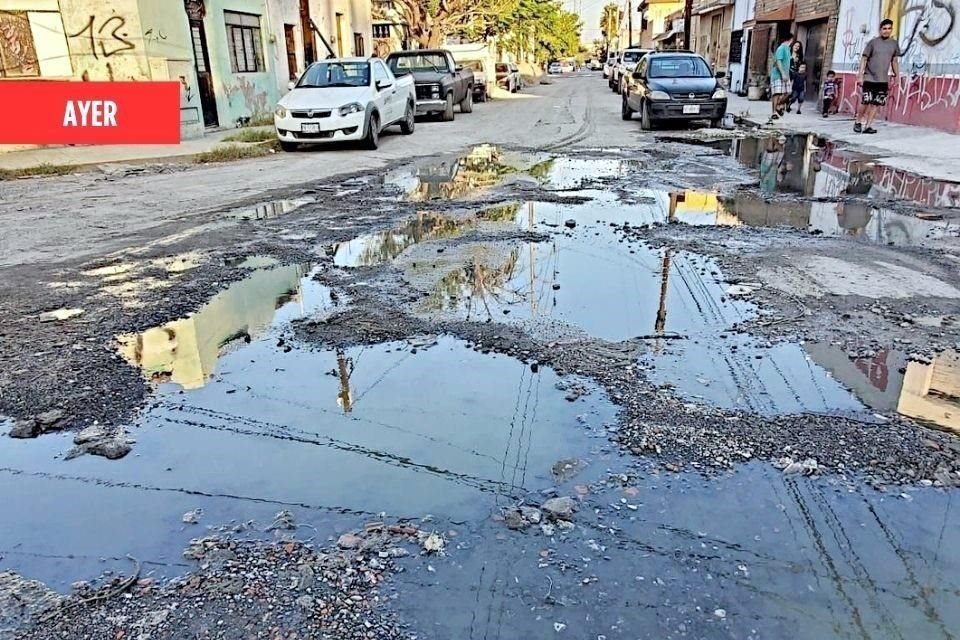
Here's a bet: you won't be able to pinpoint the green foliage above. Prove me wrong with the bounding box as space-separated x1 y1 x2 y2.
495 0 582 61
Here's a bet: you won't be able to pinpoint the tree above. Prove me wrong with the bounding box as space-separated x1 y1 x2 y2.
392 0 514 48
496 0 582 62
599 3 621 52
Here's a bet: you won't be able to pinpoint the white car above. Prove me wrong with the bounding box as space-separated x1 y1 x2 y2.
613 48 652 93
275 57 416 151
602 52 618 78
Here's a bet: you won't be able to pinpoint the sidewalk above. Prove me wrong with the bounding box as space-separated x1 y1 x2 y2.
727 95 960 184
0 127 265 172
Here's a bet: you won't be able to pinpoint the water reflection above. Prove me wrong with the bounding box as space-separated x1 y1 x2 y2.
117 264 330 389
383 144 512 202
806 343 960 433
333 204 523 268
225 198 311 221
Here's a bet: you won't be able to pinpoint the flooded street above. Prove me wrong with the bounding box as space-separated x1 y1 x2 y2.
3 117 960 638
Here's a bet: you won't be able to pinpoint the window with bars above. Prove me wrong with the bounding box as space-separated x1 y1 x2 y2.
0 10 40 77
225 11 264 73
372 24 391 39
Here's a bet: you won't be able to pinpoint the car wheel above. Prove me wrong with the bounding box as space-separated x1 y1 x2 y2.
640 101 654 131
363 113 380 150
477 89 487 103
400 102 415 135
279 140 298 152
442 93 455 121
621 95 634 121
460 89 473 113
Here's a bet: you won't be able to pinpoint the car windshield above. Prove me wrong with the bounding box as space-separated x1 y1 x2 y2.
648 56 711 78
496 63 508 73
622 51 645 63
388 53 447 75
297 62 370 88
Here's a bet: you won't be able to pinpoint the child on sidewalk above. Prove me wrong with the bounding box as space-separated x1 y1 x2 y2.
821 70 838 117
786 63 808 114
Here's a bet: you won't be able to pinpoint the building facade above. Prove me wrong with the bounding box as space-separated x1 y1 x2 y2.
637 0 685 49
0 0 372 152
691 0 735 73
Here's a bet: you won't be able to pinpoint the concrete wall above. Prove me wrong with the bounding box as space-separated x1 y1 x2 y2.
831 0 960 132
136 0 205 137
267 0 304 91
729 0 753 92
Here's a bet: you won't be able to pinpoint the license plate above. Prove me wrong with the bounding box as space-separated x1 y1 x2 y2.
301 122 320 133
682 104 700 114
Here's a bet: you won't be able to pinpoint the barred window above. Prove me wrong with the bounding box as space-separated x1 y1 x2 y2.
372 24 391 39
225 11 263 73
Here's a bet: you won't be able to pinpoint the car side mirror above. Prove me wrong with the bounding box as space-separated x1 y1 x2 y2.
632 70 643 79
287 80 295 91
715 71 726 79
455 64 463 72
376 80 392 91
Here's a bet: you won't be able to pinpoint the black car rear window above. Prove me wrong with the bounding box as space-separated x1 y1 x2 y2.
622 51 646 63
387 53 447 75
648 56 711 78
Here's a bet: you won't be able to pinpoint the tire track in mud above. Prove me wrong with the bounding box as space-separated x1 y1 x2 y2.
542 83 597 152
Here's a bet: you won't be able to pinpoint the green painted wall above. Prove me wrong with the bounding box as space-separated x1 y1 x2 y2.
202 0 280 124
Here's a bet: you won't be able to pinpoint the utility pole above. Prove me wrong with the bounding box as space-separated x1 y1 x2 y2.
682 0 693 50
627 0 633 48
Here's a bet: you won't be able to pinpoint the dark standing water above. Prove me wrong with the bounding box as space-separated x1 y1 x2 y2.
2 151 959 639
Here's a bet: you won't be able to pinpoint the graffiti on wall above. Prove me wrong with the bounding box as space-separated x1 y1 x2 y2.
67 15 136 59
221 76 269 117
833 0 960 129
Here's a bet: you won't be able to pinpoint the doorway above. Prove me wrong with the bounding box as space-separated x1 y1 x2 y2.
299 0 315 65
188 19 218 128
803 19 828 101
284 24 297 80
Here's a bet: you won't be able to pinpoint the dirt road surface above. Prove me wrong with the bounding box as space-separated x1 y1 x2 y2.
2 73 959 640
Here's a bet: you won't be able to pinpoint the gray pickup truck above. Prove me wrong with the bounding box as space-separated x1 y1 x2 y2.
385 49 475 121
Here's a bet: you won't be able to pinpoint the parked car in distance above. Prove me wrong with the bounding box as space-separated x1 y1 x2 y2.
615 48 653 93
589 58 602 70
559 60 574 73
621 51 727 130
385 49 474 121
275 57 415 151
603 52 618 79
459 59 489 102
548 62 562 74
496 62 521 92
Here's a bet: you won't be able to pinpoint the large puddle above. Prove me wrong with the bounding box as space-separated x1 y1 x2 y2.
3 146 960 638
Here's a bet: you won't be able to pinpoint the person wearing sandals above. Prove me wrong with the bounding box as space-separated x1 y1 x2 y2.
854 18 900 134
769 33 794 122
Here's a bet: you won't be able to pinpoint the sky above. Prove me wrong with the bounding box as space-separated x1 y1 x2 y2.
563 0 617 45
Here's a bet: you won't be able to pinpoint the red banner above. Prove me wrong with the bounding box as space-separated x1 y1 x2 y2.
0 81 181 144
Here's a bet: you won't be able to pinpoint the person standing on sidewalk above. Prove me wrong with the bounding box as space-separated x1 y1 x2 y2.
787 63 808 113
821 70 838 117
854 18 900 134
769 33 794 121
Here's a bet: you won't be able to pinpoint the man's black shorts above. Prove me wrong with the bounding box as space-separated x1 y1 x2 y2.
861 81 889 106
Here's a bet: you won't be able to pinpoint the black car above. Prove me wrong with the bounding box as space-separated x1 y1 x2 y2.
621 52 727 130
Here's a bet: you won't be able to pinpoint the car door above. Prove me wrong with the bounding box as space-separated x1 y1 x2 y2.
372 60 398 123
628 57 648 111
